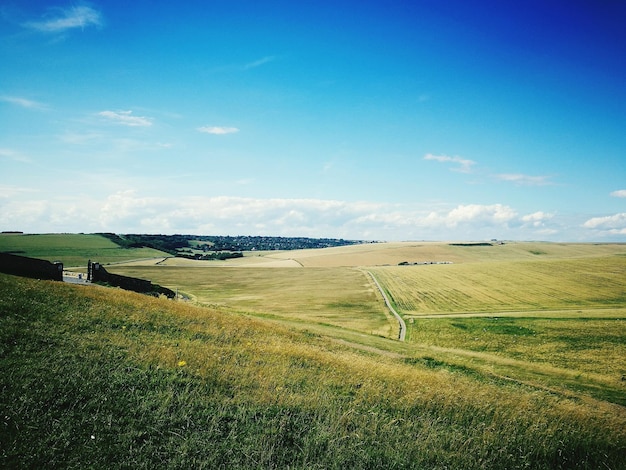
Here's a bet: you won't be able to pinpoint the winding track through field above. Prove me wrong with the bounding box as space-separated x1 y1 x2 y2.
366 270 406 341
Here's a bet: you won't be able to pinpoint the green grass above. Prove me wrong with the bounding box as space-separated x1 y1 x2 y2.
1 273 625 469
404 314 626 404
0 233 169 267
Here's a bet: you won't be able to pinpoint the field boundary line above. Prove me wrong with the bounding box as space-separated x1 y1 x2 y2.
366 270 406 341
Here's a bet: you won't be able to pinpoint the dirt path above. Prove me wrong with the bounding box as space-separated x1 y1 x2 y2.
366 270 406 341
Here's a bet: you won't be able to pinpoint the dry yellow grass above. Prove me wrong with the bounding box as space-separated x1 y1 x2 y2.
264 241 626 267
269 242 461 267
105 241 626 269
369 254 626 315
108 265 397 338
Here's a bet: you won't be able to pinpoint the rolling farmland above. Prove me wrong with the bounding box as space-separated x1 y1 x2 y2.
106 241 626 404
2 236 626 468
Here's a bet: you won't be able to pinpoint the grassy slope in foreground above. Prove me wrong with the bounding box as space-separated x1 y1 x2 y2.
1 273 625 469
0 233 169 267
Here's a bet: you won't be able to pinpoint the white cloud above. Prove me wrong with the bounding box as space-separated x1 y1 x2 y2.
424 153 476 173
94 196 526 239
610 190 626 198
97 193 368 234
521 211 554 228
495 173 552 186
0 95 48 110
98 110 152 127
424 204 517 228
23 5 102 33
583 213 626 235
197 126 240 135
0 198 49 229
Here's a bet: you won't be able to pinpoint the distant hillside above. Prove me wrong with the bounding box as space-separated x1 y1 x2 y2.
98 233 369 255
0 233 169 267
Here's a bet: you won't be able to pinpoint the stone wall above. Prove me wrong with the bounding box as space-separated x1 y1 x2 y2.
0 252 63 281
90 262 176 298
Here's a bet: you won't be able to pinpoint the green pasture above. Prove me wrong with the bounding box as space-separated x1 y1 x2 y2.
0 233 169 267
403 313 626 405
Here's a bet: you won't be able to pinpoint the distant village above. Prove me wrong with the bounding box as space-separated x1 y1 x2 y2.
99 233 373 256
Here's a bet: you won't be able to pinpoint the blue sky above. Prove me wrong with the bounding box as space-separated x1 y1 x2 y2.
1 1 625 241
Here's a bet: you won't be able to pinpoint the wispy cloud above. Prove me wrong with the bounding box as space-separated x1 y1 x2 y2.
197 126 240 135
0 95 48 110
98 110 152 127
424 153 476 173
0 184 36 198
242 56 276 70
0 148 30 163
494 173 553 186
610 189 626 198
58 131 104 144
23 4 103 33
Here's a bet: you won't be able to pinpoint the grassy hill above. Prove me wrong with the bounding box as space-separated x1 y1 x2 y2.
1 272 624 469
0 233 169 267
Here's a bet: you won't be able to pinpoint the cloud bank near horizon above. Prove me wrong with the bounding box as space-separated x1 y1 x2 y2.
2 190 624 241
